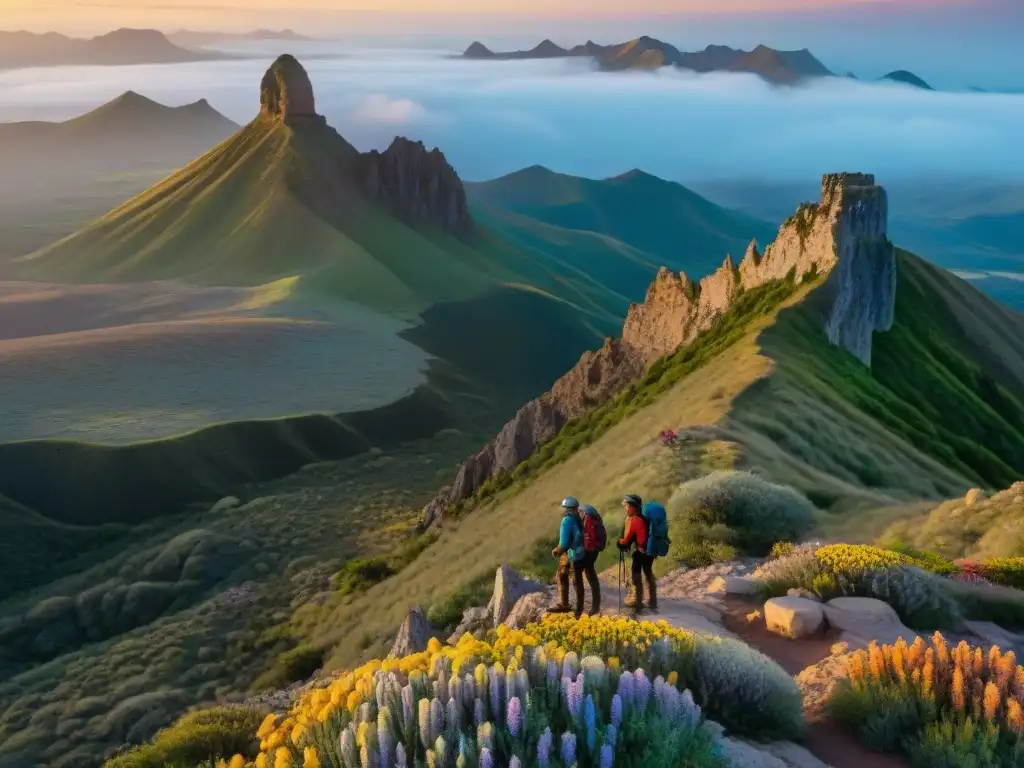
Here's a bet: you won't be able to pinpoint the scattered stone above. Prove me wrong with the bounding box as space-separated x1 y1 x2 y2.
764 596 825 639
447 606 491 645
786 588 819 602
964 487 984 506
389 607 433 658
795 652 851 723
746 609 763 624
964 620 1024 651
504 592 550 630
209 496 241 513
822 597 919 645
707 575 759 596
488 565 546 627
704 720 832 767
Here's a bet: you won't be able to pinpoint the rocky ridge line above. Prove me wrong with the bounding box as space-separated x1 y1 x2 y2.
258 54 471 233
420 172 895 527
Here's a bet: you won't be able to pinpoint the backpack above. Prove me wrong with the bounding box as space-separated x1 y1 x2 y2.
641 502 670 558
581 506 607 553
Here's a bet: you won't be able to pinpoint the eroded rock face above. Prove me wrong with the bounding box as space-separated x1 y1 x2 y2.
419 171 895 527
260 54 316 118
388 607 433 658
362 137 472 232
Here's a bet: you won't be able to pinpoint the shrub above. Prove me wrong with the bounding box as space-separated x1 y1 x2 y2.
103 706 263 768
751 544 963 629
828 634 1024 766
254 632 725 768
970 558 1024 591
668 471 815 556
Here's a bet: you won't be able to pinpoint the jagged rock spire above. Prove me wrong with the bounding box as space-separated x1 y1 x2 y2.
260 54 316 119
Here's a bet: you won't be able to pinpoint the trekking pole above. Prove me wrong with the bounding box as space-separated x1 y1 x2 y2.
617 550 623 616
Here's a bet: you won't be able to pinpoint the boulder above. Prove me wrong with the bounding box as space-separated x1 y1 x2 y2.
703 721 831 768
389 607 433 658
504 592 550 630
795 652 851 723
764 596 825 639
447 606 491 644
488 565 546 627
964 620 1024 651
707 575 759 596
822 597 919 645
786 588 819 602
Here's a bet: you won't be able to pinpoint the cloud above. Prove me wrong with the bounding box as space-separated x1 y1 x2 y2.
350 94 429 125
0 46 1022 186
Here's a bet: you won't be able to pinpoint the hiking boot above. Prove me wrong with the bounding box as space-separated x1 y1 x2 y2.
647 584 658 612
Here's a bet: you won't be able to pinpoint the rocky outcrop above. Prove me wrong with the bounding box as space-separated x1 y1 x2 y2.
388 607 434 658
486 564 546 627
419 172 895 527
260 54 316 119
361 138 472 233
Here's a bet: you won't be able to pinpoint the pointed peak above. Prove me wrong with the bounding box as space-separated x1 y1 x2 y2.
260 54 316 119
743 239 762 266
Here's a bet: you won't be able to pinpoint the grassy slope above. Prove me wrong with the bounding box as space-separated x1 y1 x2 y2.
316 249 1024 669
466 166 777 278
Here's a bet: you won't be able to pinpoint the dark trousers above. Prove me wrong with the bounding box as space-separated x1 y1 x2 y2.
631 551 657 608
557 552 602 615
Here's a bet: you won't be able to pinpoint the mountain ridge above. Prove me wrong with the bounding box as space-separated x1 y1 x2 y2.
461 36 834 85
0 27 229 69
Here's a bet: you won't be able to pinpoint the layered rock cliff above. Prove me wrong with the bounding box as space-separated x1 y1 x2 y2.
420 173 895 527
362 138 472 232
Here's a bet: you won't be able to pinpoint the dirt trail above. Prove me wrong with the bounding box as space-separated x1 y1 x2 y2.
719 597 908 768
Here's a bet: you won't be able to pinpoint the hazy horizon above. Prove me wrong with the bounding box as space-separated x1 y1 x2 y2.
3 45 1022 189
2 0 1021 90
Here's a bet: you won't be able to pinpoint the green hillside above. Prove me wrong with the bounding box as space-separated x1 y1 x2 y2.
466 165 777 278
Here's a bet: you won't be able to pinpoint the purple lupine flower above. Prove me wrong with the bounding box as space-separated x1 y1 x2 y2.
584 694 597 751
562 651 580 680
462 674 476 706
561 676 572 707
516 670 530 702
437 670 450 703
560 731 577 766
340 726 358 768
430 698 444 744
378 708 394 768
401 685 415 728
489 665 505 721
474 698 486 728
537 727 553 768
610 694 623 727
547 661 559 683
604 724 617 753
599 744 614 768
395 743 407 768
507 696 523 738
567 680 583 720
479 748 494 768
446 698 460 734
449 676 462 706
359 702 373 725
617 671 635 710
509 757 523 768
681 688 700 724
633 670 651 712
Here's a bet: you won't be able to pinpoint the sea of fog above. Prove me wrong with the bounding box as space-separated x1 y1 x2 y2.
1 43 1023 187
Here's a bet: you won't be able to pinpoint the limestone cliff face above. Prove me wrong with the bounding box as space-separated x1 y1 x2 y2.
419 171 895 528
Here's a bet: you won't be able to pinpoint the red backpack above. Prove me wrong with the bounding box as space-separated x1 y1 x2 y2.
582 506 608 553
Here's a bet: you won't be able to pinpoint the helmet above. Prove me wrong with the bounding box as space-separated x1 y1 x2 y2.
561 497 580 510
622 494 642 508
580 504 597 516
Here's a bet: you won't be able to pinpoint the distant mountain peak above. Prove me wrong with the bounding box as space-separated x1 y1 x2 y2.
882 70 933 90
260 54 317 119
463 41 493 58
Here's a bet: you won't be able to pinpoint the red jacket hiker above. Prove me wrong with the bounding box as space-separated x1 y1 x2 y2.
618 504 648 552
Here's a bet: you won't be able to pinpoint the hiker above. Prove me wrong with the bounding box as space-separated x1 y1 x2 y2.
549 497 586 617
578 504 607 615
617 493 657 614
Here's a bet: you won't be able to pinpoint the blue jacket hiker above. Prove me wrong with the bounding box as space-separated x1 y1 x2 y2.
548 497 601 618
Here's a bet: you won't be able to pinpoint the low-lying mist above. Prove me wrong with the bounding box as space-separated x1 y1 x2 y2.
1 46 1022 186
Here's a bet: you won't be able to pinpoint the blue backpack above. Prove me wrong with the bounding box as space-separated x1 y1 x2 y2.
642 502 670 558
